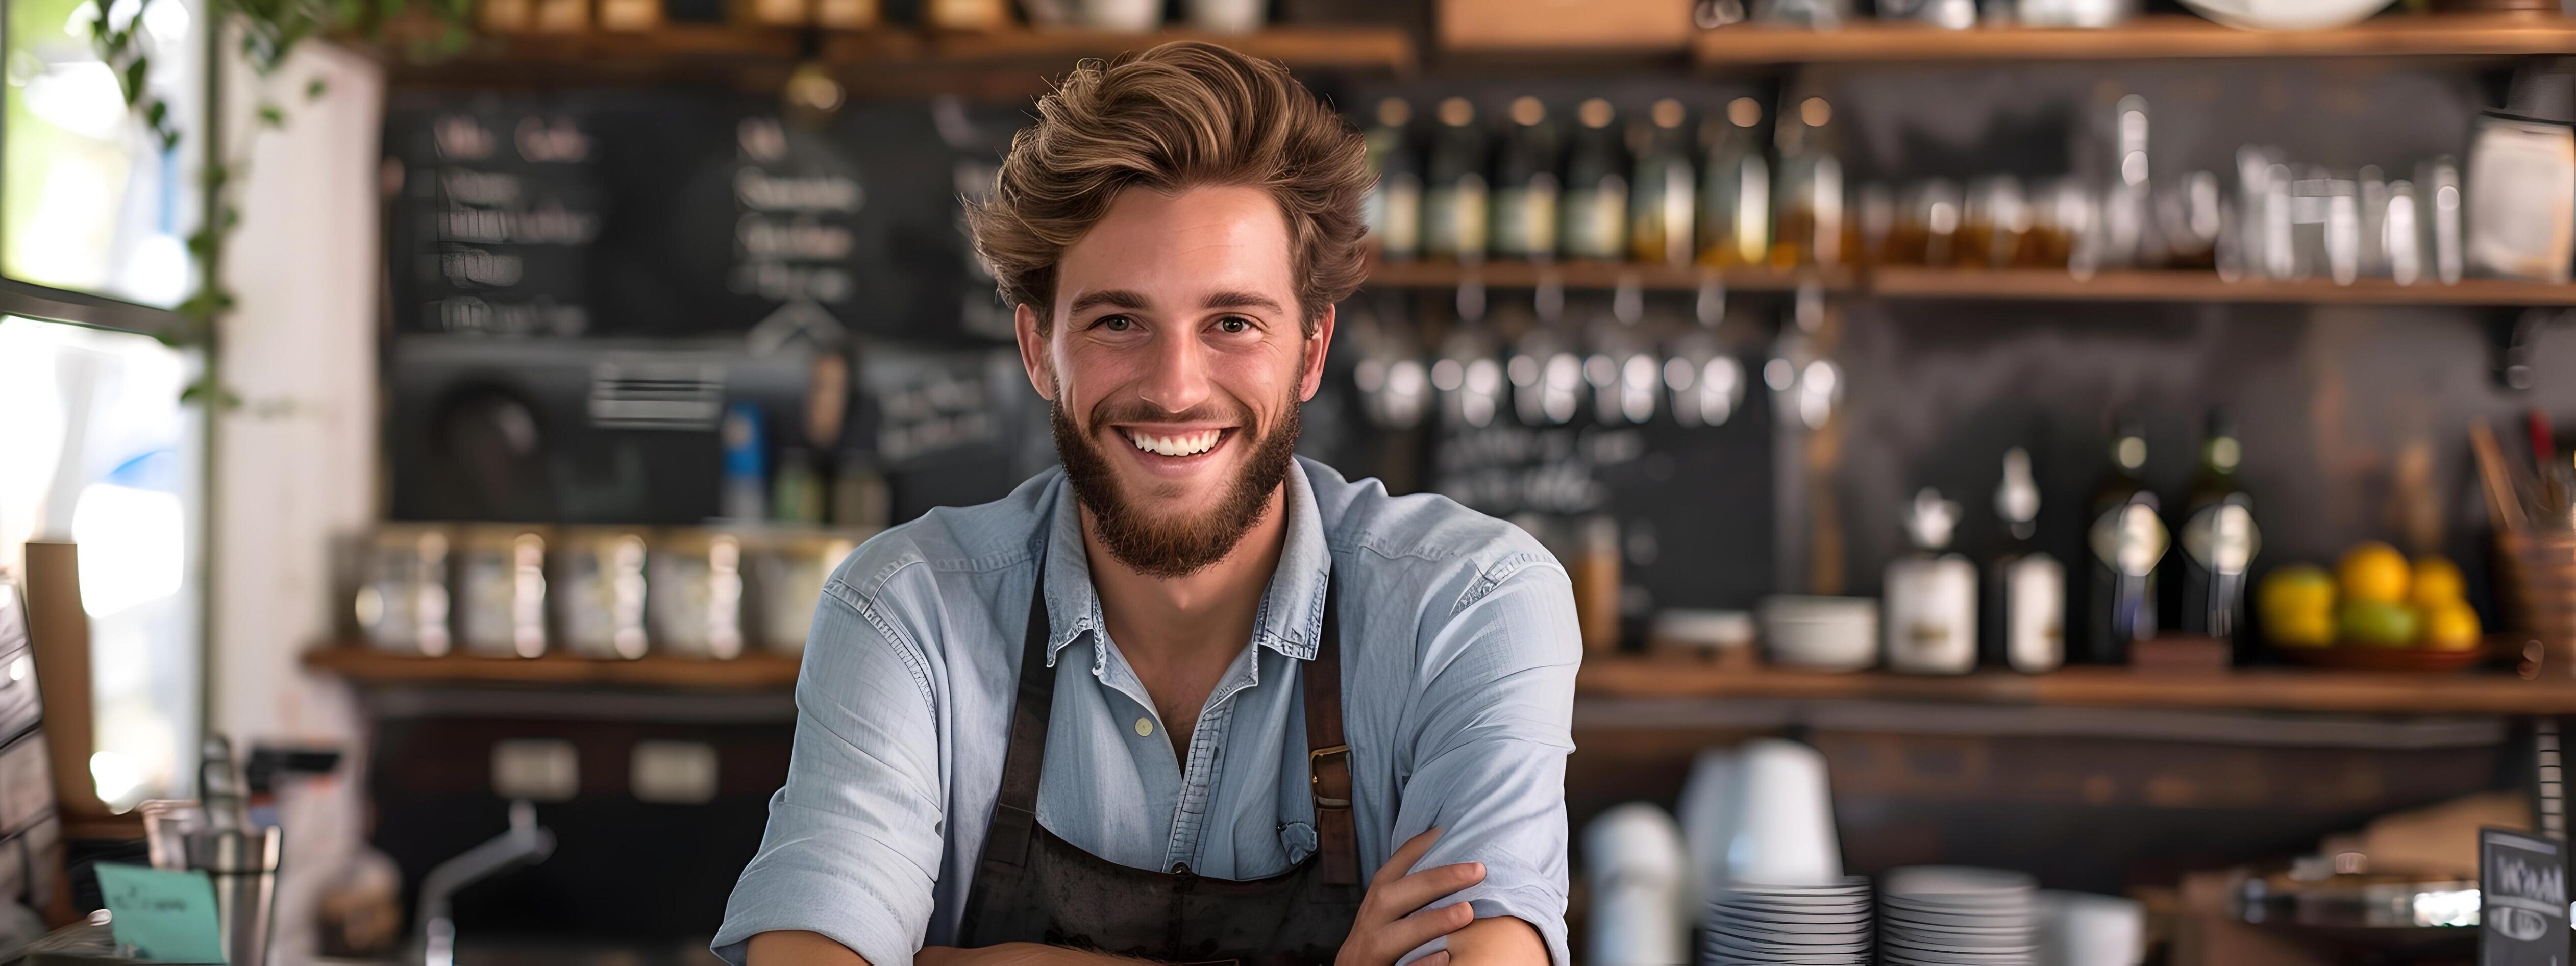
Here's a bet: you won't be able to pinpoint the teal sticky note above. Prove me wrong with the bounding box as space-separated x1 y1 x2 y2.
94 863 226 963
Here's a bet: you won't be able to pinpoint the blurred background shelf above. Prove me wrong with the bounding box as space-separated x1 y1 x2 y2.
304 646 803 689
1362 260 1850 291
360 22 1413 85
1865 268 2576 305
1691 14 2576 66
1577 656 2576 715
1361 263 2576 304
894 26 1415 70
306 647 2573 715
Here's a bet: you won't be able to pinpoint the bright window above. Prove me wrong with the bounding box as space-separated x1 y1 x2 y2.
0 316 202 809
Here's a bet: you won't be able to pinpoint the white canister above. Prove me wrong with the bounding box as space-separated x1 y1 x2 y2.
1187 0 1265 32
1077 0 1163 31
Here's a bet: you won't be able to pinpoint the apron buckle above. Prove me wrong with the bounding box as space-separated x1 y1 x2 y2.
1308 744 1352 809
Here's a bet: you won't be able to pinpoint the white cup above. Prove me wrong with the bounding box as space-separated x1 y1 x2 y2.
1675 748 1740 910
1722 738 1842 886
1186 0 1264 32
1077 0 1161 31
2037 890 2145 966
1581 802 1689 966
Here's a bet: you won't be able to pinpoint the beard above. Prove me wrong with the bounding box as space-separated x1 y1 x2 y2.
1052 386 1302 580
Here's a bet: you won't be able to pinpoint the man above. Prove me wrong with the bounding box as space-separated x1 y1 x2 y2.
714 41 1578 966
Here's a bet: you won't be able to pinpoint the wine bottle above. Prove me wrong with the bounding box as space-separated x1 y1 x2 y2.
1698 96 1771 268
1492 96 1562 262
1985 447 2064 673
1364 98 1422 262
1771 96 1844 269
2085 419 2166 664
1629 98 1696 266
1885 488 1977 676
1424 97 1490 263
1560 98 1628 262
2176 409 2259 653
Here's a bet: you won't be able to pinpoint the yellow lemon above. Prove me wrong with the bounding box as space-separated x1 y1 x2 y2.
2411 556 2466 610
2338 599 2419 648
2337 542 2411 604
2266 608 2336 648
2259 564 2336 623
2422 601 2482 651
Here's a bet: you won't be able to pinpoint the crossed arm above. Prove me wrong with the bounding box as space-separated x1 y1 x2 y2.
745 826 1547 966
746 919 1540 966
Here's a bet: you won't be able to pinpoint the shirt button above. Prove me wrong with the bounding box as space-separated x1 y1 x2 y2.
1134 717 1154 737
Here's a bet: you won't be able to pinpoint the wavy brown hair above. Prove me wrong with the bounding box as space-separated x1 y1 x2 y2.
966 41 1371 335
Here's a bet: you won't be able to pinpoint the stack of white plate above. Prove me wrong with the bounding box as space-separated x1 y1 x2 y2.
1879 866 2040 966
1700 878 1873 966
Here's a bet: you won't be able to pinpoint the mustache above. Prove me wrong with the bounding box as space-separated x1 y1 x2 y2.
1083 397 1251 430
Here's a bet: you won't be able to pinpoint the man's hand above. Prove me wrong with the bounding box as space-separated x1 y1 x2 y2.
1336 828 1486 966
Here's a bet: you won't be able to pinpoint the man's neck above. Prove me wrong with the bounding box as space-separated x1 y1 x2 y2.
1080 484 1289 675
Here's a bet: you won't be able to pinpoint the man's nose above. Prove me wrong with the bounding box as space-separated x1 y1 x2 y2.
1135 327 1213 416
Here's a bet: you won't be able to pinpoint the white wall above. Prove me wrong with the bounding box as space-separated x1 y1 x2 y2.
208 37 384 966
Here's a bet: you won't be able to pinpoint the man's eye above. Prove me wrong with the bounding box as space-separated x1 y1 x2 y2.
1099 316 1133 332
1216 317 1250 334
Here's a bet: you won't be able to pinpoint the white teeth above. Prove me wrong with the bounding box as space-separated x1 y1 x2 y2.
1127 429 1221 457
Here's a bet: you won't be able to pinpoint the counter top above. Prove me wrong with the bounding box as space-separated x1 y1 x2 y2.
306 646 2576 715
1579 657 2576 716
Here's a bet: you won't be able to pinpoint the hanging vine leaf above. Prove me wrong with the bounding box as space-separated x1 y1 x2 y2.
86 0 469 385
120 55 149 101
178 379 244 411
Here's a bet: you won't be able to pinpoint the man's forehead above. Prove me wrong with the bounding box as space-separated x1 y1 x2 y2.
1054 185 1297 309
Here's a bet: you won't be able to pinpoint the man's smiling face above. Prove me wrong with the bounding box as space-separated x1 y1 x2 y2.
1017 184 1334 579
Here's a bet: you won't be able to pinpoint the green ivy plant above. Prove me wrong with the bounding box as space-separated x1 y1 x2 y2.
87 0 468 403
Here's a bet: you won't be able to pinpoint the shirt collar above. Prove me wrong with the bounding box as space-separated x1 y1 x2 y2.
1036 460 1333 668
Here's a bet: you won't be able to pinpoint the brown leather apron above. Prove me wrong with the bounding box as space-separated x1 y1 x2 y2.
952 568 1364 966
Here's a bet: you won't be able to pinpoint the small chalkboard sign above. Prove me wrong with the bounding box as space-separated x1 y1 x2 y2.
2483 827 2570 966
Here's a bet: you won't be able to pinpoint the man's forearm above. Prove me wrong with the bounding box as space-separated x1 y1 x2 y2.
919 944 1157 966
749 933 1152 966
1443 917 1549 966
748 930 870 966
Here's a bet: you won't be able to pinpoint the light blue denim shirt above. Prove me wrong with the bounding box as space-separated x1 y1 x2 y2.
711 457 1580 966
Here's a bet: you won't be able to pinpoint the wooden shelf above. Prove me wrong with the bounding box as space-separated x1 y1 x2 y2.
1579 656 2576 716
363 23 805 84
306 647 2576 714
362 22 1411 85
1363 262 2576 306
886 26 1414 71
1692 14 2576 66
1365 259 1850 292
1867 267 2576 306
304 647 802 689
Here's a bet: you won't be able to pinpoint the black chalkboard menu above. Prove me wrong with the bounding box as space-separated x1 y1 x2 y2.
379 89 1047 525
382 89 1026 344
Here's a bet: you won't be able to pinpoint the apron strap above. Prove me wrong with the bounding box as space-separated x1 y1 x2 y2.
1305 576 1359 887
957 576 1056 937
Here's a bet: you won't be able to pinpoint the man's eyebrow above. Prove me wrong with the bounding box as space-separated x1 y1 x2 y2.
1069 289 1151 314
1203 291 1286 313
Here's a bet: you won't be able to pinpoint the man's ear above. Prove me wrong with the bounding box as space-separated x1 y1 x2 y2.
1297 304 1336 403
1015 303 1054 401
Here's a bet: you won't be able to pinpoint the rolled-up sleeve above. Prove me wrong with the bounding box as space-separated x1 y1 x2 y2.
713 572 946 966
1393 553 1581 966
